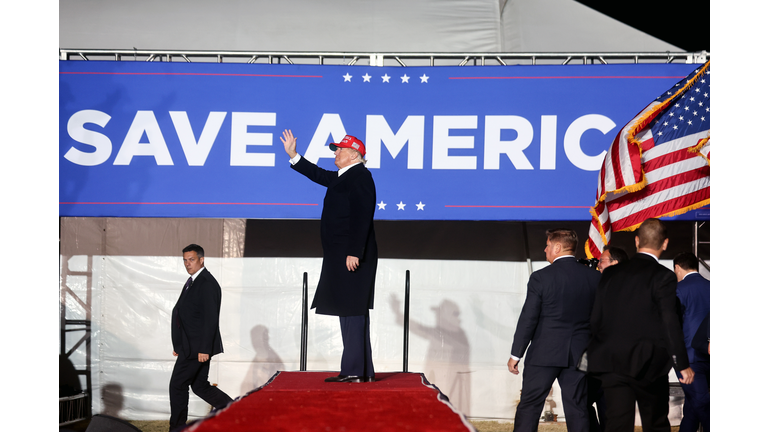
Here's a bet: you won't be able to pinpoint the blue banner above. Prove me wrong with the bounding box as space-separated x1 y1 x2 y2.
59 60 709 220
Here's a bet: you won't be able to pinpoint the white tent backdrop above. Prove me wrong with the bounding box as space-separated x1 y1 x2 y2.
59 0 681 54
63 255 533 420
60 218 708 422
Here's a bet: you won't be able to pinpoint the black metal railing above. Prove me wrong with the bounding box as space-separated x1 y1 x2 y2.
298 270 412 372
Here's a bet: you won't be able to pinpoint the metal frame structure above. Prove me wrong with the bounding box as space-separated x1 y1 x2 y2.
59 255 93 426
694 221 711 271
59 49 709 66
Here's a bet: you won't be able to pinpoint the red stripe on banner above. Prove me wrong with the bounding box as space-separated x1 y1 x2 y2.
448 76 687 80
445 205 591 209
613 188 710 230
59 72 324 78
59 202 319 206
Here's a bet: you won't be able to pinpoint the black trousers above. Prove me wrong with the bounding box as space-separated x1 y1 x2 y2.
513 363 590 432
588 374 607 432
339 312 374 378
169 356 232 431
598 372 670 432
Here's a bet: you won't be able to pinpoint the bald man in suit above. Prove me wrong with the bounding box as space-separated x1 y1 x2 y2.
588 218 694 432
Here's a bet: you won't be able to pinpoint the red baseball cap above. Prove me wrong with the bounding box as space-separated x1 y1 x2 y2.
329 135 366 157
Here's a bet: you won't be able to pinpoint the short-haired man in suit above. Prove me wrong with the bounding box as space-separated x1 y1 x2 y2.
587 218 694 432
598 246 628 273
169 244 233 431
281 129 378 383
589 245 628 432
673 252 710 432
508 229 601 432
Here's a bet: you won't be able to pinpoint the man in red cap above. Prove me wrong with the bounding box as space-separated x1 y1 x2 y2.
281 129 378 383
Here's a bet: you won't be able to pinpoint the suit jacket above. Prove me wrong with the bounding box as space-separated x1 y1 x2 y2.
511 256 600 367
588 253 689 381
292 157 378 317
691 311 709 362
171 268 225 360
676 272 710 364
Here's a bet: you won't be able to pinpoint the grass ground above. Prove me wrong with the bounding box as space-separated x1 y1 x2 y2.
63 419 681 431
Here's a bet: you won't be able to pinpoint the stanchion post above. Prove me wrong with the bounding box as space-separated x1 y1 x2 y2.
403 270 410 372
300 272 308 371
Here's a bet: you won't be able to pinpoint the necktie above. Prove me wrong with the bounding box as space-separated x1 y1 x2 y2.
175 277 193 328
183 277 193 292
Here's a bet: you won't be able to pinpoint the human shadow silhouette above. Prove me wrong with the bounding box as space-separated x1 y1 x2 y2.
59 354 82 397
101 382 124 417
389 294 471 414
240 325 285 394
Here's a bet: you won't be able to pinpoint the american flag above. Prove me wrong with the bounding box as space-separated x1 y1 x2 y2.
586 61 710 259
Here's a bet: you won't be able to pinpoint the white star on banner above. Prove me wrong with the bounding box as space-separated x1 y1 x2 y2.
400 74 410 83
377 201 387 210
362 73 372 82
382 74 391 83
397 202 406 210
416 202 425 210
420 74 429 83
343 73 352 82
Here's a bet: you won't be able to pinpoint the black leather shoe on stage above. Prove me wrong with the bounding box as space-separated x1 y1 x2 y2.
364 376 375 382
324 375 365 383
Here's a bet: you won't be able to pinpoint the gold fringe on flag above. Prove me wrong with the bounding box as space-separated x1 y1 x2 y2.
585 61 711 258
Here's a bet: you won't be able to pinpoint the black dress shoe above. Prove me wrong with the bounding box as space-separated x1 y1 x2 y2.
364 376 375 382
324 375 365 383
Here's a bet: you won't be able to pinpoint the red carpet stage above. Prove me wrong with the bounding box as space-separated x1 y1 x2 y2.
183 372 476 431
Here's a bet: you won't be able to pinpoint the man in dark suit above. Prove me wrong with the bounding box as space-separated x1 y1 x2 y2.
673 252 710 432
169 244 233 431
281 129 378 383
587 218 694 432
508 229 600 432
597 245 629 273
590 245 628 432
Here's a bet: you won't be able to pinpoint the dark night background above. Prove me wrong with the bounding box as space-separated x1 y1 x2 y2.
575 1 710 52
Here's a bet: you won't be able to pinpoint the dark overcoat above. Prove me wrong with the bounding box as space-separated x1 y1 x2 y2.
292 157 378 317
171 268 225 359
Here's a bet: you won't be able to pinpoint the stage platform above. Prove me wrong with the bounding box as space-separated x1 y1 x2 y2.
182 371 476 432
